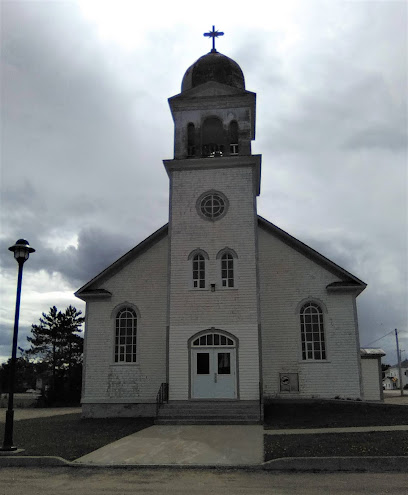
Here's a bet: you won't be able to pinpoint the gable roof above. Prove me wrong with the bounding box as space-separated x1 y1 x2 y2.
258 216 366 292
75 224 168 300
75 216 366 300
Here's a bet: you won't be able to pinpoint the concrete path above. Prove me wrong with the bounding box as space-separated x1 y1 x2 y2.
383 390 408 405
75 425 264 466
265 424 408 435
0 407 81 422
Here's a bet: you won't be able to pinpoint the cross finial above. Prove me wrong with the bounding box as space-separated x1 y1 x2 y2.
204 26 224 53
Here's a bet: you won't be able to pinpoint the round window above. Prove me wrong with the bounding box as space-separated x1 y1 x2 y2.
197 191 228 221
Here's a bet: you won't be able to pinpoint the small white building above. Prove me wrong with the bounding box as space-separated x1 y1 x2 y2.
76 47 369 420
383 361 408 390
360 348 385 401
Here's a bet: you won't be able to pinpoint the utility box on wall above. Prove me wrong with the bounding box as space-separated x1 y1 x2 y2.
279 373 299 393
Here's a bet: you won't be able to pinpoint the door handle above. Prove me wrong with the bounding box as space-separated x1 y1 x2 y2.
214 373 217 383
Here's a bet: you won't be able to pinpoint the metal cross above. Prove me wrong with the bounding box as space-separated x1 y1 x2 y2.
204 26 224 52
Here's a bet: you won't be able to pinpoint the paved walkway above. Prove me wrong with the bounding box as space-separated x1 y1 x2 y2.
383 391 408 405
75 425 264 466
265 425 408 435
0 407 80 422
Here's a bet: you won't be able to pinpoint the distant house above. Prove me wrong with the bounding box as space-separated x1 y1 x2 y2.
383 360 408 390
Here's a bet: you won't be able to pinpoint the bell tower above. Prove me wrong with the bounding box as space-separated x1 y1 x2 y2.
163 33 262 402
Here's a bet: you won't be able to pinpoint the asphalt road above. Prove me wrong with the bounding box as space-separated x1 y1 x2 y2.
1 468 407 495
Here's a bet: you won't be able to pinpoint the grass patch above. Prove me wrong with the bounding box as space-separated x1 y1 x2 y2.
264 400 408 429
1 414 154 461
264 431 408 461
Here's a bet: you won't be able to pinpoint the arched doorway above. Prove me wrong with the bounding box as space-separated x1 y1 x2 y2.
189 330 238 399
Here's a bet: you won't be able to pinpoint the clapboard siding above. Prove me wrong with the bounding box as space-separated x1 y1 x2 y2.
258 226 362 399
82 235 168 405
168 166 260 400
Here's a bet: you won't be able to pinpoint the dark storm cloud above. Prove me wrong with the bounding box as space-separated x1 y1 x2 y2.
259 72 406 154
1 0 406 370
0 322 31 363
1 1 169 284
0 226 136 287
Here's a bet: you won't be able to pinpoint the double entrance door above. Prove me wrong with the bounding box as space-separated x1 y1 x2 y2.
191 348 237 399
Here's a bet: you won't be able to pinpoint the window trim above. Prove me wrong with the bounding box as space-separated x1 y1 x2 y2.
112 304 139 364
299 301 327 361
188 249 209 290
216 248 238 289
196 190 229 222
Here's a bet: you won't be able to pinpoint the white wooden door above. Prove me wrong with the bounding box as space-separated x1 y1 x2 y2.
191 348 236 399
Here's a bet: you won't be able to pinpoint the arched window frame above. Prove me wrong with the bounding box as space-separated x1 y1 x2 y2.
299 301 327 361
188 328 239 349
201 116 225 157
111 303 140 364
216 248 238 289
188 249 209 290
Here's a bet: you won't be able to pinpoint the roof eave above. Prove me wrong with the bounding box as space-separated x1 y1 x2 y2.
75 290 112 302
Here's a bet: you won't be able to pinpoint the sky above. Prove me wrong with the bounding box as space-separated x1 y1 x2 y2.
1 0 407 366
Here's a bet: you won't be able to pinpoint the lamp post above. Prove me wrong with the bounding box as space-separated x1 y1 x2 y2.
1 239 35 452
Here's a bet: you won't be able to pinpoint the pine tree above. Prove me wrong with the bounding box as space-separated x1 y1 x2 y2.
25 305 84 402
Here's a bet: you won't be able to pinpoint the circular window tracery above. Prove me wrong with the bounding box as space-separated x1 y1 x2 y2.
197 191 228 221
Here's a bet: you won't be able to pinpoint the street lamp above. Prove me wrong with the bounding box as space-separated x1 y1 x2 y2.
1 239 35 452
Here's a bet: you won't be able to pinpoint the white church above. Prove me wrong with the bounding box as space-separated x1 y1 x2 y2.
76 37 375 422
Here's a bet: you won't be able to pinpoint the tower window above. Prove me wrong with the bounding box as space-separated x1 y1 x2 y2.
202 117 224 157
196 190 229 221
221 253 234 287
187 123 196 157
229 120 239 155
192 253 206 288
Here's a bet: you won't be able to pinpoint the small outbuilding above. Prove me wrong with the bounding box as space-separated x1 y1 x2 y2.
360 348 386 401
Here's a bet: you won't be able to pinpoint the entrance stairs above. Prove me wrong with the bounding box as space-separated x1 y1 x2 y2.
155 400 262 425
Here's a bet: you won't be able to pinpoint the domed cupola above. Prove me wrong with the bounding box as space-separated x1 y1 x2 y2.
181 51 245 92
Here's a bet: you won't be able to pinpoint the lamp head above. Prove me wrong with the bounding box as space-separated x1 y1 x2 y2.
8 239 35 263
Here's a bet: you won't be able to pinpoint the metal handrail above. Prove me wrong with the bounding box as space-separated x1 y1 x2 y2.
156 382 169 417
259 381 264 423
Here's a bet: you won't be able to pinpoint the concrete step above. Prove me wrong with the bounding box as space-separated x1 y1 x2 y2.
155 418 261 425
156 400 261 425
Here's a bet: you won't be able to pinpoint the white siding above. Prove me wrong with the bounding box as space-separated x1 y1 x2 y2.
82 235 168 404
168 166 260 400
361 359 382 401
258 226 362 400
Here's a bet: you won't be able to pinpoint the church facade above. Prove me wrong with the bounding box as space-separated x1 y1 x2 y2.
76 48 367 419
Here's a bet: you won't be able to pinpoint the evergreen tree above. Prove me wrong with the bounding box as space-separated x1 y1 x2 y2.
25 305 84 403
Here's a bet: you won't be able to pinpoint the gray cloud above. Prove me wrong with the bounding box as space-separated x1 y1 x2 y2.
1 1 406 367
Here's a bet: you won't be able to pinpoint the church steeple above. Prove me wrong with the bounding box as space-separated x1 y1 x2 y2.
164 46 262 402
167 49 258 167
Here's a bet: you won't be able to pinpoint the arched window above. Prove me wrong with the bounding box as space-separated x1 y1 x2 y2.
202 117 224 157
191 332 235 347
229 120 239 155
187 123 196 157
192 253 206 289
221 253 234 288
300 302 326 360
115 307 137 363
217 248 237 288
